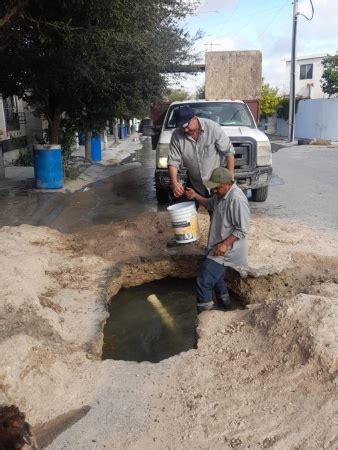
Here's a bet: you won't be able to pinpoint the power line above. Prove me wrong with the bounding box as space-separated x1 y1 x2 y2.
298 0 314 21
224 1 290 41
204 42 221 51
256 1 290 40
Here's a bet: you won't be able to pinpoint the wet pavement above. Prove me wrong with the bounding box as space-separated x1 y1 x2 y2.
0 138 164 233
0 140 337 233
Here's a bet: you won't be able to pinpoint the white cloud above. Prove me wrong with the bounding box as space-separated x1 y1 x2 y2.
196 0 239 14
179 0 338 93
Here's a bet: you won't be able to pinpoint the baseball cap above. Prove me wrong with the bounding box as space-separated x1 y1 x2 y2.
175 106 195 128
204 167 233 189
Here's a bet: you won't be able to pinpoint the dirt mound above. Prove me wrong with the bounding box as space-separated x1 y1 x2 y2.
0 215 337 448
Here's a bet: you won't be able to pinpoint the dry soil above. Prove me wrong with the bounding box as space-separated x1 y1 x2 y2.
0 211 337 449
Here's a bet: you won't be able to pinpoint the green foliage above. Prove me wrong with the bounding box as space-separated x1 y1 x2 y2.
320 54 338 97
15 149 33 166
0 0 199 143
163 88 191 102
195 84 205 99
260 83 282 118
60 127 75 169
276 96 303 120
64 166 79 180
35 129 49 145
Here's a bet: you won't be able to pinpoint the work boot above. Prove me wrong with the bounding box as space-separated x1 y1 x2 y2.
217 293 232 309
196 301 214 314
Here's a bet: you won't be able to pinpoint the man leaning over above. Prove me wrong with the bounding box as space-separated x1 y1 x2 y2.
168 105 235 205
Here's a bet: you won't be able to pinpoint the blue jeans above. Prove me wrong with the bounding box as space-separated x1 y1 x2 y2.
196 257 228 304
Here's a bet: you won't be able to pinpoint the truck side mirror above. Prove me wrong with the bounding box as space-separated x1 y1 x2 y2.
142 125 155 137
140 117 154 136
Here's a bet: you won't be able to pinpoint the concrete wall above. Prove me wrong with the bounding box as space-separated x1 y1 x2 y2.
285 55 329 99
205 51 262 101
276 98 338 140
23 101 46 149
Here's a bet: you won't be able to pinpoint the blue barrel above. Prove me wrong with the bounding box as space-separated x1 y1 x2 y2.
33 145 64 189
91 135 101 161
78 132 85 145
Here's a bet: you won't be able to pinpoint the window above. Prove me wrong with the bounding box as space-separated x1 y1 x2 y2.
300 63 313 80
3 96 20 131
165 102 255 129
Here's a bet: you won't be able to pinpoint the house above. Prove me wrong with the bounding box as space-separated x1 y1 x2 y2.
284 53 330 99
0 95 27 163
0 94 45 164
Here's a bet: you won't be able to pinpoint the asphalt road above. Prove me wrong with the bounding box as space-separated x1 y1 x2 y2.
250 144 338 232
0 140 337 233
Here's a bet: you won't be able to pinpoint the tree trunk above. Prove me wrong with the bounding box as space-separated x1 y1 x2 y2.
85 131 92 162
48 111 61 144
113 119 119 145
120 117 124 140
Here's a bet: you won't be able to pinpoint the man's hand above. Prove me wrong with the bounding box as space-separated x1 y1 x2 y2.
213 241 231 256
172 182 185 198
185 187 196 200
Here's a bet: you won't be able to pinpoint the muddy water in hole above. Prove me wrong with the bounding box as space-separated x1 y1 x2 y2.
102 278 197 363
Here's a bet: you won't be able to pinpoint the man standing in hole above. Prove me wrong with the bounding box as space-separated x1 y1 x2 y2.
186 167 250 313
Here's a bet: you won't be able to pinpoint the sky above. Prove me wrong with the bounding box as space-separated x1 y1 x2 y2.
170 0 338 95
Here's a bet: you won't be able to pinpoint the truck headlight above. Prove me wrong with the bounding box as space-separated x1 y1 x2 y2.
256 141 272 166
157 144 169 168
158 157 168 168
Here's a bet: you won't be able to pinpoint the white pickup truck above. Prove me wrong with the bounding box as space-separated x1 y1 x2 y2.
148 99 272 203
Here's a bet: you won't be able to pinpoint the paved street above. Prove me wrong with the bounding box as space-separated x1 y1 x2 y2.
250 144 338 232
0 140 337 233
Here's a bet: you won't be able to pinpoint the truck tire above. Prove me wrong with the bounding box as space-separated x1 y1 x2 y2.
156 187 170 204
251 186 269 202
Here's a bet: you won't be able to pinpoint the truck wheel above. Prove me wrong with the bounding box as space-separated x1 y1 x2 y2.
251 186 269 202
156 188 170 204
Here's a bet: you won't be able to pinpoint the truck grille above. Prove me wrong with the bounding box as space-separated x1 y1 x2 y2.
232 141 255 171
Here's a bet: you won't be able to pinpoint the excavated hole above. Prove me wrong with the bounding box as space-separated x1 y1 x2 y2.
101 254 338 364
102 275 244 363
102 277 197 363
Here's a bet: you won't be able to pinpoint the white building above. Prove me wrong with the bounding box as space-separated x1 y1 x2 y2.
284 53 330 99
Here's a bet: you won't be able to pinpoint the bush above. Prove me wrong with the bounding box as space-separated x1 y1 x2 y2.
15 149 33 166
277 97 303 120
60 128 76 170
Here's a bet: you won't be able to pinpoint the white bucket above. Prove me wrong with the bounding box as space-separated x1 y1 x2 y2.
167 201 200 244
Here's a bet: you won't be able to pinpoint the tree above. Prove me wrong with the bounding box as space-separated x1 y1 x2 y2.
195 84 205 99
320 54 338 97
163 88 191 102
0 0 28 28
260 83 282 118
0 0 199 143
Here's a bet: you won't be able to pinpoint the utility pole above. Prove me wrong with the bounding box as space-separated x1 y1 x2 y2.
204 42 221 52
288 0 298 142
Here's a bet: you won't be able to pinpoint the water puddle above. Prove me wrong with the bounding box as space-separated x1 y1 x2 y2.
102 278 197 363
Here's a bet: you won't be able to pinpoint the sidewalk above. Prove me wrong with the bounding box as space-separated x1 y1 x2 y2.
0 133 146 193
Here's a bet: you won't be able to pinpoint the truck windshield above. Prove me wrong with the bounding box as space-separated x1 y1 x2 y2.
165 102 255 128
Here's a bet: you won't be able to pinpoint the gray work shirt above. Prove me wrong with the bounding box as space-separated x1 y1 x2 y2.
168 118 235 194
207 184 250 267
